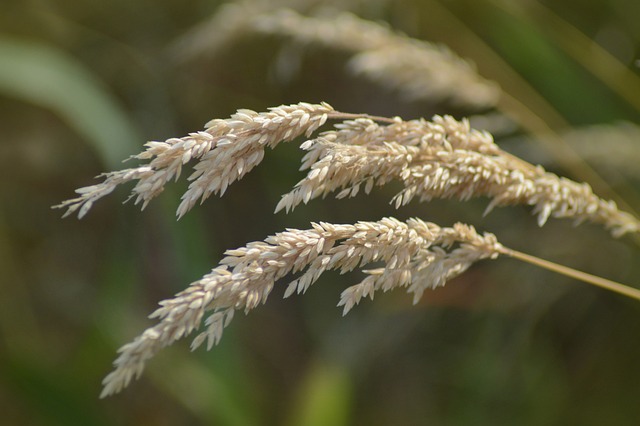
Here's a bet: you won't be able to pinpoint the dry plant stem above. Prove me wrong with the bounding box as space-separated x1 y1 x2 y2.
55 102 640 398
98 217 640 398
501 247 640 302
328 111 396 124
50 4 640 400
98 218 504 397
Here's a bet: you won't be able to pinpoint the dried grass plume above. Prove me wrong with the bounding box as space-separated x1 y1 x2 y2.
55 102 640 398
99 218 504 397
56 103 640 237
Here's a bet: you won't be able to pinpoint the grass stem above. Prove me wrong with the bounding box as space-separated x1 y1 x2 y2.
501 247 640 302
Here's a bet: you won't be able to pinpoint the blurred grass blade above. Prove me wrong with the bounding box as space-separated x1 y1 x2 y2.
494 0 640 113
0 37 139 168
288 362 352 426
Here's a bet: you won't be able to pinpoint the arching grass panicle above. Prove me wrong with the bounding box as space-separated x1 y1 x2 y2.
56 102 640 399
54 102 333 219
276 114 640 237
255 9 500 108
99 218 504 397
57 103 640 237
46 0 640 406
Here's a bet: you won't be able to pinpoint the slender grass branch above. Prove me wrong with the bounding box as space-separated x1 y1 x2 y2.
500 246 640 302
328 111 397 124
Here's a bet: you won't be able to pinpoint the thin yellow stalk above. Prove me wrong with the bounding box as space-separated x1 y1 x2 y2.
499 247 640 302
328 111 397 124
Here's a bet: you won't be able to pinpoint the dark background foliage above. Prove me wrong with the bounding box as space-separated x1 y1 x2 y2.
1 0 639 425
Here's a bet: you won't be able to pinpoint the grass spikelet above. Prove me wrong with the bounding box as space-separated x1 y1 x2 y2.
54 102 334 219
98 215 640 397
99 217 504 397
56 103 640 398
255 9 500 108
277 115 640 237
43 0 640 405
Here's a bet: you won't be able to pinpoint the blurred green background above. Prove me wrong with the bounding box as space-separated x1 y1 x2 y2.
1 0 640 425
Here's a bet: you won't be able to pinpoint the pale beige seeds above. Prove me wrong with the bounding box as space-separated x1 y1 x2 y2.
99 217 503 397
55 102 333 219
278 116 640 237
55 102 640 398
